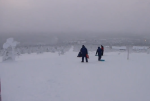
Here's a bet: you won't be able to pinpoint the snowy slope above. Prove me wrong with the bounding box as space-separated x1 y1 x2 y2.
0 47 150 101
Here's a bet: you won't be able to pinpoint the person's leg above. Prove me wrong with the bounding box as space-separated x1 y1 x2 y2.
98 55 101 61
85 56 88 62
82 56 84 62
99 55 101 60
102 51 104 56
98 56 100 61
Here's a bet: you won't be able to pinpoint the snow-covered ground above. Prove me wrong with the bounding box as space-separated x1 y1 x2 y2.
0 47 150 101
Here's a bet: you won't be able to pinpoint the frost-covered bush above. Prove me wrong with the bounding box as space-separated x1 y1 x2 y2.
2 38 19 61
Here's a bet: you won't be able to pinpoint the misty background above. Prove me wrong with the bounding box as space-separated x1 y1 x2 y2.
0 0 150 48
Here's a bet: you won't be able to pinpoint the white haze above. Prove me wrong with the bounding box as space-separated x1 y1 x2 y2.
0 0 150 35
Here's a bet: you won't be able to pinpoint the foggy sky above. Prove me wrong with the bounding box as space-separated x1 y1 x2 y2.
0 0 150 35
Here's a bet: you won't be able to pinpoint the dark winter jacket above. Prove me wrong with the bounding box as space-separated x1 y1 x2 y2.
80 45 88 56
101 45 104 51
96 47 102 56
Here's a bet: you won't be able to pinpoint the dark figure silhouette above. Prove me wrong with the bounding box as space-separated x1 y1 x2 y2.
101 45 104 56
80 45 88 62
96 47 102 61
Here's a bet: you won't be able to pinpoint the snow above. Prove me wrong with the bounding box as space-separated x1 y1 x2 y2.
4 38 19 48
3 43 10 49
0 47 150 101
133 46 149 50
6 38 14 44
112 46 126 50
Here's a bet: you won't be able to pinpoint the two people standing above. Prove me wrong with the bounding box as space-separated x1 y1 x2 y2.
96 46 103 61
79 45 104 62
95 45 104 61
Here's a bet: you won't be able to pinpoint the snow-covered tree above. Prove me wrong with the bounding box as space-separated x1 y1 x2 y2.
2 38 19 61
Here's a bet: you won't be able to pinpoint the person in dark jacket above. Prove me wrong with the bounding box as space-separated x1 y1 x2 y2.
80 45 88 62
96 47 102 61
101 45 104 56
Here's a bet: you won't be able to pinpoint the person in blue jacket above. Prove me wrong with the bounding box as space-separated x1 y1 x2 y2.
96 47 102 61
80 45 88 62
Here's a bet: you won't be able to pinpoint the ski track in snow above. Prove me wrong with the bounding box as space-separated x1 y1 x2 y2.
0 48 150 101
